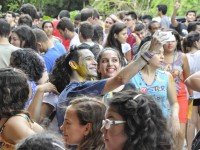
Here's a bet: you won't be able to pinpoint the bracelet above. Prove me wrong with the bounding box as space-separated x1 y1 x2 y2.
141 55 149 64
143 52 153 59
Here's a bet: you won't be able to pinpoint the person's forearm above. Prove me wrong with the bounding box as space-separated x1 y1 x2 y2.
27 88 44 122
171 9 178 27
185 77 200 92
115 56 147 84
102 56 147 94
171 102 179 118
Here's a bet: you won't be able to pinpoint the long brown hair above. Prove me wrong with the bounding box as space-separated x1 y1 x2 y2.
69 96 106 150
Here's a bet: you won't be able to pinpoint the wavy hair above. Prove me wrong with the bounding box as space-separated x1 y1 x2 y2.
0 68 29 118
69 96 106 150
50 45 94 90
49 54 70 93
108 90 174 150
10 48 44 82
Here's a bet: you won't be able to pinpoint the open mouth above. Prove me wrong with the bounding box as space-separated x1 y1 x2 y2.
106 68 116 73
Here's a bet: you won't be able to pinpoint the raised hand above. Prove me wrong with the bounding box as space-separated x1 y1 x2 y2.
174 1 180 10
37 82 59 95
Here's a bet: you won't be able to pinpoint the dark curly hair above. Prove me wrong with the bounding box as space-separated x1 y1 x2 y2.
108 90 174 150
0 68 29 118
49 45 94 92
10 48 44 82
49 54 70 93
16 133 65 150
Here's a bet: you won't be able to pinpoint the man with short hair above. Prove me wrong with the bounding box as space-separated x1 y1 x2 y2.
157 4 171 29
124 11 138 56
57 17 80 50
148 21 161 35
78 21 101 59
5 11 16 29
171 1 196 36
0 19 18 68
55 32 169 127
33 28 66 73
52 10 71 51
142 15 152 31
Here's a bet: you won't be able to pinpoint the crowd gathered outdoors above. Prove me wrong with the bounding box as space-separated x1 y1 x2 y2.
1 1 200 150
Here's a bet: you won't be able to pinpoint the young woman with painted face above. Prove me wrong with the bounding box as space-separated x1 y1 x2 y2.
161 29 192 150
101 90 174 150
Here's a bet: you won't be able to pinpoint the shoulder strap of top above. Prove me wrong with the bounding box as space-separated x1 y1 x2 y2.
15 114 34 123
0 118 9 133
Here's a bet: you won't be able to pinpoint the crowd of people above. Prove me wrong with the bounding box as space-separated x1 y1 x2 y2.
1 1 200 150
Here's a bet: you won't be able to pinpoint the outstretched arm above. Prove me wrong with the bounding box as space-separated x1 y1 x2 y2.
102 31 169 94
171 2 180 28
185 71 200 92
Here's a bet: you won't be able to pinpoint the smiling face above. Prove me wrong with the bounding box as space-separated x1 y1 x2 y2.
101 107 127 150
186 12 196 22
115 28 128 44
77 49 98 78
98 50 122 79
60 105 88 145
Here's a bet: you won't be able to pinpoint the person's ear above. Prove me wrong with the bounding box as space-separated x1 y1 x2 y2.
83 123 92 136
36 42 43 52
69 60 78 70
64 28 68 33
114 33 117 39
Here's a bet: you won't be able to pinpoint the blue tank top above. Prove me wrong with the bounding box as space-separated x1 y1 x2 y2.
129 69 171 118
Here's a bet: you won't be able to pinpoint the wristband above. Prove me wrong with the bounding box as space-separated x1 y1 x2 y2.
141 52 154 62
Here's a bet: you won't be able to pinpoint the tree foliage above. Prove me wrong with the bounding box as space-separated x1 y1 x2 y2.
1 0 200 18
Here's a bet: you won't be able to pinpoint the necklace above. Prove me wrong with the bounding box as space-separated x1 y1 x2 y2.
162 51 176 72
139 70 158 86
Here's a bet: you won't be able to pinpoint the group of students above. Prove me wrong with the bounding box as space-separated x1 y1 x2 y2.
0 1 200 150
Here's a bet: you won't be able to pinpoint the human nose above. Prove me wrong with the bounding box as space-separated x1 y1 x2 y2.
93 59 97 65
160 53 164 59
60 124 64 131
10 39 14 44
100 123 106 133
108 60 113 65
